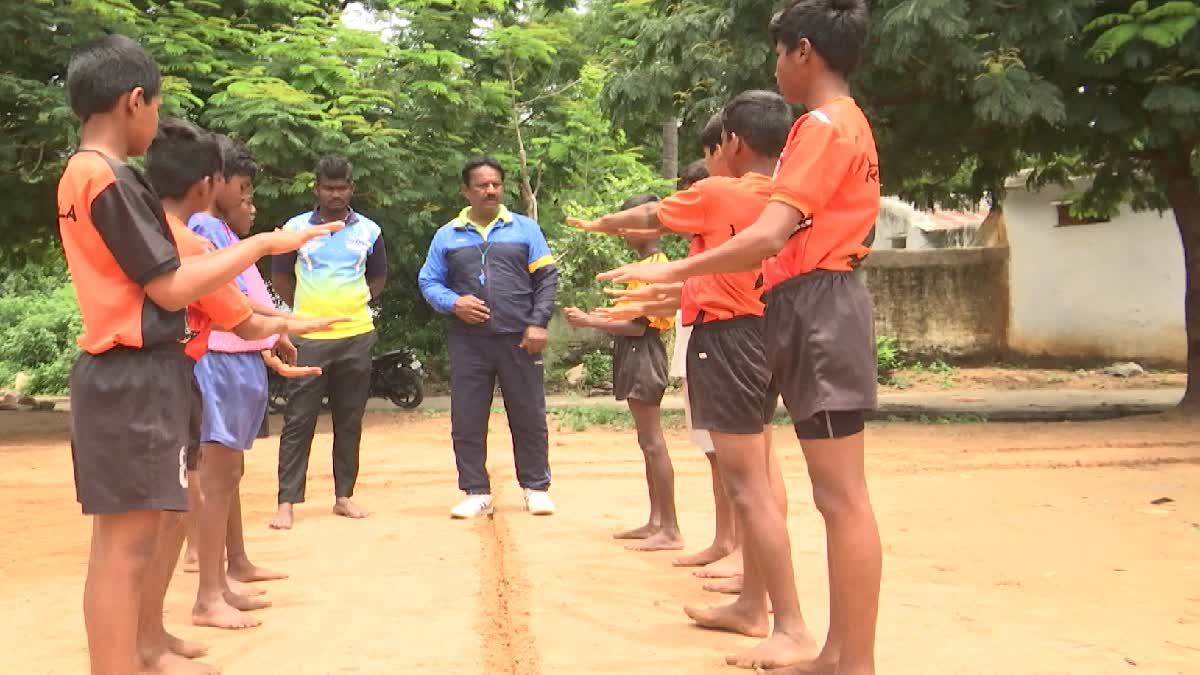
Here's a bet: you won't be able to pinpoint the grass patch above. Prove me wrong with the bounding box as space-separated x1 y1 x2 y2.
546 405 687 432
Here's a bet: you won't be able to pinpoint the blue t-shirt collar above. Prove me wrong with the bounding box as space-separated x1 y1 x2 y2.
308 207 360 226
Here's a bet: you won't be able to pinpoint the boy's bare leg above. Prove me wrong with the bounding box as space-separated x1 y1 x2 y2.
192 443 264 629
771 433 879 675
165 477 210 658
707 430 817 670
182 519 199 573
226 464 287 583
137 511 217 674
686 425 781 634
685 515 769 637
625 399 684 551
84 511 160 675
221 497 266 597
612 401 663 540
675 452 738 566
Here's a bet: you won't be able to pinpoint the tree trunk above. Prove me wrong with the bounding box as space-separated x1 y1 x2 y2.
661 115 679 181
508 63 538 221
1158 148 1200 412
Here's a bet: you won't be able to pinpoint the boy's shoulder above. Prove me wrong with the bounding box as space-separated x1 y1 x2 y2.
792 97 872 142
61 151 152 199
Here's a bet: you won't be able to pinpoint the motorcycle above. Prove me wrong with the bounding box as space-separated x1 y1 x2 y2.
268 348 426 414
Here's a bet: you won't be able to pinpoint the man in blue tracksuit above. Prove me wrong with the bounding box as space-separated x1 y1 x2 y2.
419 157 559 519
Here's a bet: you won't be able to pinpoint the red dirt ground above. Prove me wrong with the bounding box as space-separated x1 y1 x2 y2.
1 410 1197 674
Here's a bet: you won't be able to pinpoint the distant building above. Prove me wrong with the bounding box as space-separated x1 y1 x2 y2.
865 178 1185 366
1003 174 1185 364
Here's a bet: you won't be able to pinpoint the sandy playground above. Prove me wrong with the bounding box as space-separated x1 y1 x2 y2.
0 409 1198 674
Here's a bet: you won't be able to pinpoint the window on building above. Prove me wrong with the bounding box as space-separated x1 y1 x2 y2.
1054 202 1109 227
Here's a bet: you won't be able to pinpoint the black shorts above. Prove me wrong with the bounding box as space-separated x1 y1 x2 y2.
764 271 877 438
613 327 668 404
70 345 197 514
687 316 777 435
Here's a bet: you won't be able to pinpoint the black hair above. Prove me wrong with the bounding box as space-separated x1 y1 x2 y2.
720 90 793 159
145 119 222 199
66 34 162 121
678 160 709 190
461 156 506 185
700 113 724 153
621 194 660 211
216 135 258 181
768 0 870 78
315 155 353 184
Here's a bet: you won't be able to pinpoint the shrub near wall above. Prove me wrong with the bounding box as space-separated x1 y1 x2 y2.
0 263 81 395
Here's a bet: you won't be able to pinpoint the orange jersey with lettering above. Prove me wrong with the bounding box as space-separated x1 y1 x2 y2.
765 96 880 288
56 151 187 354
657 173 771 324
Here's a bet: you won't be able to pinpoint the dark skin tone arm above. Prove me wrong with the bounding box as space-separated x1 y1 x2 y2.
566 203 660 235
598 202 801 284
368 275 386 301
144 224 342 312
561 307 647 337
271 272 296 308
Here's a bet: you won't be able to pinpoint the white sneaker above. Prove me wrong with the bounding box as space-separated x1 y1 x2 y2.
524 489 556 516
450 494 494 519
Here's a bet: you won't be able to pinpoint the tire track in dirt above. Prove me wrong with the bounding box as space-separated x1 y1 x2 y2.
476 485 541 675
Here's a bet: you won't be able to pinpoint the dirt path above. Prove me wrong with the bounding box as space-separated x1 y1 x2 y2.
1 411 1198 674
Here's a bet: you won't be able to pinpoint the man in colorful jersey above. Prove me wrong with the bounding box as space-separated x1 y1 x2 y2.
419 156 558 519
270 155 388 529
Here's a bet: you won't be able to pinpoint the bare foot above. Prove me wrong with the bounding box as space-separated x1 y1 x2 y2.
726 631 821 670
684 601 769 638
228 558 289 583
673 543 734 567
226 577 267 597
181 551 199 573
755 656 839 675
224 590 271 611
695 549 744 578
703 574 744 594
612 523 660 540
625 529 685 552
139 649 219 674
165 632 208 659
268 503 293 530
333 497 369 519
192 597 263 630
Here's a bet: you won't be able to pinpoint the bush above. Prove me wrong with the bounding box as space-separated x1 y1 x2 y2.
0 261 81 395
581 349 612 388
876 335 902 384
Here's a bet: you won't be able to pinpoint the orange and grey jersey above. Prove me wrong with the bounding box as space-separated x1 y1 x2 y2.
56 151 186 354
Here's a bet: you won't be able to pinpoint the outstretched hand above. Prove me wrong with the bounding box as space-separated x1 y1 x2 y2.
283 315 349 336
603 282 682 303
565 216 605 233
261 221 345 255
597 261 679 285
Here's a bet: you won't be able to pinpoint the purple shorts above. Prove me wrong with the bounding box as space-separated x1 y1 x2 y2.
194 351 268 451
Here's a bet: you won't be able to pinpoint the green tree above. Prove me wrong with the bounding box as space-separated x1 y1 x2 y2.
862 0 1200 409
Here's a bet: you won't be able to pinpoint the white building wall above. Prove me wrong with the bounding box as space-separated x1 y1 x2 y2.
1004 180 1186 364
